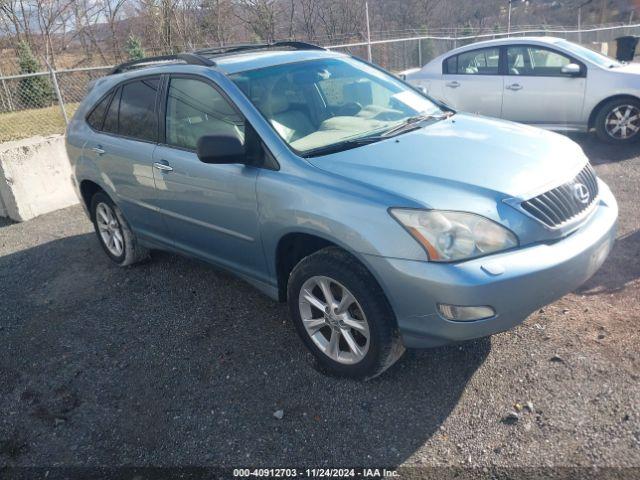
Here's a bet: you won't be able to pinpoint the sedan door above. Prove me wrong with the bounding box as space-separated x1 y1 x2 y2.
501 45 586 127
152 75 267 282
439 46 504 118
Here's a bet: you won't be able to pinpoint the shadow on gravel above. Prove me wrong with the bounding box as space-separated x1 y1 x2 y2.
0 233 490 466
0 217 15 228
569 133 640 164
578 229 640 296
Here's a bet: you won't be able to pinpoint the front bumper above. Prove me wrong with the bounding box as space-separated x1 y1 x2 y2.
364 182 618 348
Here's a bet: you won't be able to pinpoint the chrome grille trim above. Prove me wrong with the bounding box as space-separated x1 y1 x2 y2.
520 163 599 229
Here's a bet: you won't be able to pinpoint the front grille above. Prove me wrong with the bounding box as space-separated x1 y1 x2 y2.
521 163 599 228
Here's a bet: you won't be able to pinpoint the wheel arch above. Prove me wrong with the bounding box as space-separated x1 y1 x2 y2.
79 180 106 221
273 231 391 313
588 94 640 129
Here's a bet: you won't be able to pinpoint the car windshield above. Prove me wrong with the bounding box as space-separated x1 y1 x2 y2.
229 57 442 155
557 40 622 68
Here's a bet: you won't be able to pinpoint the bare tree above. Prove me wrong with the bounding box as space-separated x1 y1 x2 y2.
297 0 318 41
0 0 35 47
200 0 235 46
33 0 75 67
234 0 282 42
316 0 366 43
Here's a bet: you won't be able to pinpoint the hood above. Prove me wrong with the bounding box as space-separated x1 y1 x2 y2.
614 62 640 75
307 114 587 210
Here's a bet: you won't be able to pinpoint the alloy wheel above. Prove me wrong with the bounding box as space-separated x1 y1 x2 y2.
605 105 640 140
96 202 124 257
298 276 370 365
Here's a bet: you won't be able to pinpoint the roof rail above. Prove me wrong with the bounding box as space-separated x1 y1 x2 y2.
195 41 325 57
110 53 215 75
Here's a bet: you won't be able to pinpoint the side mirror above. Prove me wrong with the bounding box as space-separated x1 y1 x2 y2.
561 63 581 76
196 134 246 164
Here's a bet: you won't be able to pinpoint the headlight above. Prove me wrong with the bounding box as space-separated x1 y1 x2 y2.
389 209 518 262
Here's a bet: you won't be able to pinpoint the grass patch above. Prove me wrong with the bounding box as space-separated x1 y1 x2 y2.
0 103 79 143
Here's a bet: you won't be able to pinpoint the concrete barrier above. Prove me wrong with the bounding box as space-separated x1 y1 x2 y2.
0 134 78 222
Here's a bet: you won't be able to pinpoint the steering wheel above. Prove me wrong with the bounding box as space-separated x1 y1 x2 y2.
336 102 362 116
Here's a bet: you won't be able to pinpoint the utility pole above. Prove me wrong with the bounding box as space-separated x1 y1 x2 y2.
508 0 513 36
365 2 372 62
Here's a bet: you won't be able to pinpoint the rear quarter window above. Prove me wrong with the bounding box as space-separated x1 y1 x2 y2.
86 92 113 130
102 87 120 134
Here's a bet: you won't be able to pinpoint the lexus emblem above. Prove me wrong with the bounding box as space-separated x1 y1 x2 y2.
573 183 590 204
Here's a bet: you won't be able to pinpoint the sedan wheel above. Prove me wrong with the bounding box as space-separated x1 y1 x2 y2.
605 104 640 141
595 99 640 144
299 275 370 365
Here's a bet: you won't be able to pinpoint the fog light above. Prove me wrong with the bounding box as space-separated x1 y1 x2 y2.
437 304 495 321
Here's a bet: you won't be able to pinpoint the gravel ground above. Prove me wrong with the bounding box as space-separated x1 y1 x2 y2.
0 134 638 473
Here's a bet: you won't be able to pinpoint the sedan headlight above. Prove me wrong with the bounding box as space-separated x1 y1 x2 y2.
389 209 518 262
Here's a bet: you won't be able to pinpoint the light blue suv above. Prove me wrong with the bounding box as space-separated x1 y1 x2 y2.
66 42 618 378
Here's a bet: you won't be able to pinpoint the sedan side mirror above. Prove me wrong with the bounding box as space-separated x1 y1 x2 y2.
561 63 582 76
196 134 246 164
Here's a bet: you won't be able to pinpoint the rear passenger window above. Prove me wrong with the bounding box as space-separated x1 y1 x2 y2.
118 78 160 141
86 92 113 130
102 87 120 134
165 77 244 151
449 48 500 75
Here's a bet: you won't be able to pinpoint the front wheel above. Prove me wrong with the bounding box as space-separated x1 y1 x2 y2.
595 98 640 144
287 247 405 379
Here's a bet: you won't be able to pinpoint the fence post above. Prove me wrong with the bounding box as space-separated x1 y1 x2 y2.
0 65 14 112
365 1 373 62
47 62 68 125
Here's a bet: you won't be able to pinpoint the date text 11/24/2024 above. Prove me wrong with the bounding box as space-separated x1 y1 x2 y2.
233 468 400 478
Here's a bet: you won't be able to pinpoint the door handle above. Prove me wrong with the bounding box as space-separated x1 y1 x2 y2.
153 161 173 173
446 81 461 88
506 83 523 91
91 146 105 155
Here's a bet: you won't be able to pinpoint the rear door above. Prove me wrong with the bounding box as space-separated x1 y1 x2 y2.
439 46 504 118
84 76 170 244
501 45 586 126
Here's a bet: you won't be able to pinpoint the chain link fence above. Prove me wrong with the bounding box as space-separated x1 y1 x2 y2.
0 66 110 143
1 23 639 144
328 23 640 72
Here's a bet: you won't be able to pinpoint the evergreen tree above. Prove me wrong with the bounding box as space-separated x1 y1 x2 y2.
125 35 146 61
17 41 53 109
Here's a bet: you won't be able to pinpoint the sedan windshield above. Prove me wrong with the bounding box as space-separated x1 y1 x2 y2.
557 40 622 68
230 57 443 155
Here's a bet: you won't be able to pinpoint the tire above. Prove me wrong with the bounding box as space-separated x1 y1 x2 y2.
287 247 405 379
90 192 149 267
594 98 640 144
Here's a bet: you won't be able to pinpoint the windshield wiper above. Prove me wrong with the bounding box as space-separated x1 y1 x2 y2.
302 135 385 158
302 112 454 158
381 111 453 138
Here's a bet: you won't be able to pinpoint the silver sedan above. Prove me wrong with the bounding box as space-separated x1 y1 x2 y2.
404 37 640 144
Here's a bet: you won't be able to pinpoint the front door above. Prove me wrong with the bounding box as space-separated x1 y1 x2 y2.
152 75 266 281
440 46 503 118
501 45 586 126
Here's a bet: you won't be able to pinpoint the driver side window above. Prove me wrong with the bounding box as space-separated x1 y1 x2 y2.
165 77 244 151
507 46 574 76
